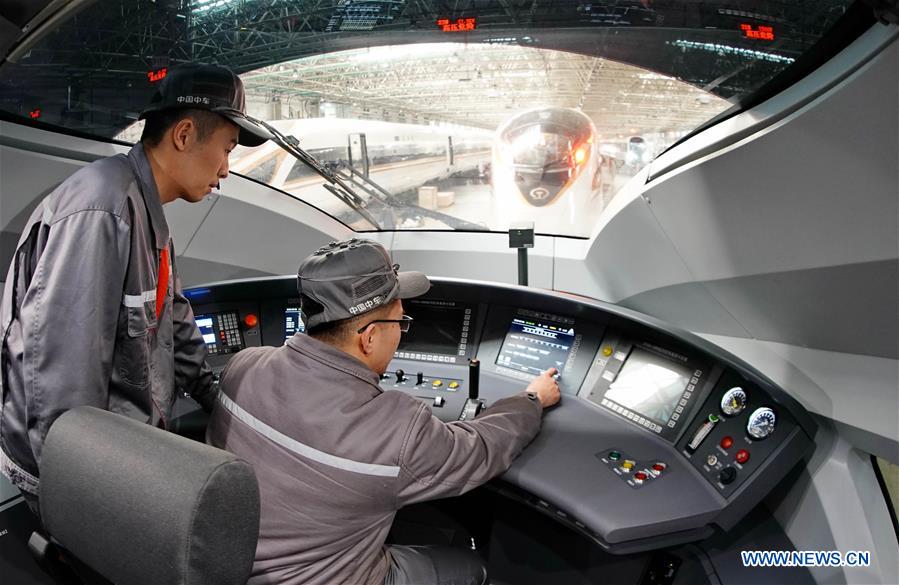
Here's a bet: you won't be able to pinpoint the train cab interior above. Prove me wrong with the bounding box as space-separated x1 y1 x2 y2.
0 1 897 584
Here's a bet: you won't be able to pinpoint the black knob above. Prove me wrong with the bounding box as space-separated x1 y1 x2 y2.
416 372 424 385
719 466 737 485
395 369 405 383
469 359 480 400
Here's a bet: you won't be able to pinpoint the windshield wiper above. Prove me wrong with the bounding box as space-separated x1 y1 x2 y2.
249 116 485 232
249 117 381 229
331 162 486 231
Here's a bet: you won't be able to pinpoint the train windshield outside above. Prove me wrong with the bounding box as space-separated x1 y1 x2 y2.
0 0 858 237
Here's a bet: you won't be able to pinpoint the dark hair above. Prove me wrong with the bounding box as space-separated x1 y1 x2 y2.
307 302 395 346
140 108 230 147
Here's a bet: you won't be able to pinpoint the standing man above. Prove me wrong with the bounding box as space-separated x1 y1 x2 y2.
208 239 561 585
0 63 272 512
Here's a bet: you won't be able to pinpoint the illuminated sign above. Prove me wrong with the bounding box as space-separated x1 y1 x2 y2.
147 68 168 83
437 17 476 32
740 24 774 40
29 108 41 119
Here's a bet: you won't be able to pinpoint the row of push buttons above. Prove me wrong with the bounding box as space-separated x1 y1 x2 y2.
394 352 459 363
384 370 462 391
607 451 667 486
600 399 664 433
430 379 460 390
219 313 241 347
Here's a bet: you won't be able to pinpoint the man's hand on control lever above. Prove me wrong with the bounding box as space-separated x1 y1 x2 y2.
527 368 561 409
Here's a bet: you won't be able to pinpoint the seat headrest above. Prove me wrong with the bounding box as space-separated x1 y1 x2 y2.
40 406 260 585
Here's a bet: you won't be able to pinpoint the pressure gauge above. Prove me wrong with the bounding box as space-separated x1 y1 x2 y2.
720 387 747 416
746 407 776 440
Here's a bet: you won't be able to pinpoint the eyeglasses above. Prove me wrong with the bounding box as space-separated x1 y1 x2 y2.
357 314 413 334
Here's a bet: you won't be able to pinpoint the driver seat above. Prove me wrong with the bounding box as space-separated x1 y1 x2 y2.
33 406 260 585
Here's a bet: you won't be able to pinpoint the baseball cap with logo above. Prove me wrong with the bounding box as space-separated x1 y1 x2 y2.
298 239 431 329
139 63 272 147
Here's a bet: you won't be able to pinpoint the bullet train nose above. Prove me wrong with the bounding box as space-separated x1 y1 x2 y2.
514 168 569 206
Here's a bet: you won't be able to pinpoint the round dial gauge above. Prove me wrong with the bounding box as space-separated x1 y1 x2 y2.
720 387 747 416
746 407 776 440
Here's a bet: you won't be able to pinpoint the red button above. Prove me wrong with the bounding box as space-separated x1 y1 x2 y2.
634 472 647 481
720 436 734 450
652 463 666 473
735 449 750 464
244 314 259 328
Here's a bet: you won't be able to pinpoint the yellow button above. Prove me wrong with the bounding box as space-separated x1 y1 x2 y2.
448 381 459 389
621 460 635 470
432 380 443 388
602 346 613 357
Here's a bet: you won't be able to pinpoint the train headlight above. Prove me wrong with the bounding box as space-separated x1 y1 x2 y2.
574 147 587 165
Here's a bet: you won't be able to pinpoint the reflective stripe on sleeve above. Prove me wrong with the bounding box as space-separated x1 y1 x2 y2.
122 290 157 307
217 392 401 478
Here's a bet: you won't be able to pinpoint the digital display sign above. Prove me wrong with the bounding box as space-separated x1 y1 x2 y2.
147 68 168 83
437 17 477 32
740 23 774 40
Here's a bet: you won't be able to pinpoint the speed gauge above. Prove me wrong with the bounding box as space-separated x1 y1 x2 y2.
747 407 776 440
720 387 747 416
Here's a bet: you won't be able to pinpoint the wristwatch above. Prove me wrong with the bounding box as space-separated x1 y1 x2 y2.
526 392 538 401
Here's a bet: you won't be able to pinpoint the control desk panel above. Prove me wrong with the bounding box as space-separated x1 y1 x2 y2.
186 276 816 554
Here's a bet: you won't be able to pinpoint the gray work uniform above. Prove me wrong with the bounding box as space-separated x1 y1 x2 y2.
207 333 543 585
0 143 215 497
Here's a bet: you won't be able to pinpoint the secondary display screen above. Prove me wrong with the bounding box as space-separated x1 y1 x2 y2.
395 300 473 362
194 312 243 355
605 347 692 426
496 317 575 376
195 314 216 345
284 307 305 340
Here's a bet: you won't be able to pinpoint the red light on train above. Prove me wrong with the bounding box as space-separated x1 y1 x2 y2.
29 108 41 119
147 68 168 83
437 18 477 32
740 23 774 41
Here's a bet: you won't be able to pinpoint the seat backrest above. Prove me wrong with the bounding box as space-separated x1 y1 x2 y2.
39 406 260 585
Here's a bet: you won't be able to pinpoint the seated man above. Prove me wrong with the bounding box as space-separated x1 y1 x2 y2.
207 238 560 585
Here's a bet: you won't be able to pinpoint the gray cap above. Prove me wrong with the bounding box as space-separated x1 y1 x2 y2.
139 63 272 147
298 239 430 329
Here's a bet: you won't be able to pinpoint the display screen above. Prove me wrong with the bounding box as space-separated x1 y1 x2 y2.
284 307 305 340
605 347 692 425
396 300 471 358
195 314 216 345
496 317 575 376
194 311 243 355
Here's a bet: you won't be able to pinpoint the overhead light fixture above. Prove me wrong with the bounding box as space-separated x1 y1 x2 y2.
192 0 234 13
669 40 794 64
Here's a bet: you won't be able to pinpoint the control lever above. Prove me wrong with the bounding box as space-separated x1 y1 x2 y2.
395 369 405 383
459 359 484 421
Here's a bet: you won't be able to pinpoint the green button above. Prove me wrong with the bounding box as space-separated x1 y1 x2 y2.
709 414 720 423
609 451 621 461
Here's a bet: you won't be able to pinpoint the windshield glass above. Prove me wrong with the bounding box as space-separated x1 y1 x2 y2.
0 0 857 237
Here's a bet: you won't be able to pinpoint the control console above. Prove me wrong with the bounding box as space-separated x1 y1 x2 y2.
184 276 816 556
